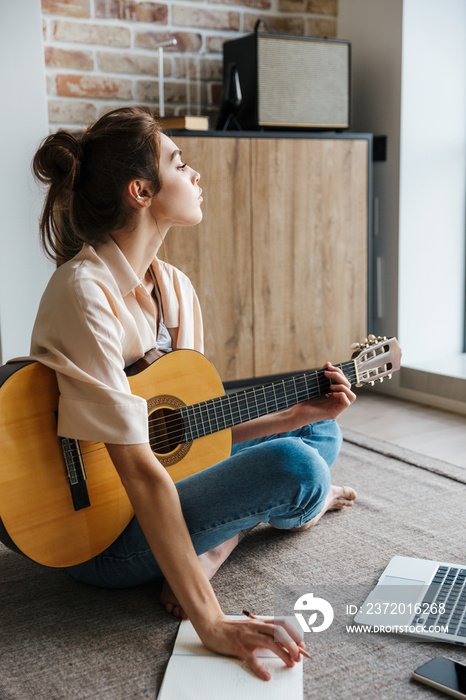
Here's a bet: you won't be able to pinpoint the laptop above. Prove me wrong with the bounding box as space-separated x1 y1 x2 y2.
354 556 466 645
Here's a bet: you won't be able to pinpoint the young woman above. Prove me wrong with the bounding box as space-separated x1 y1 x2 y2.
30 106 357 681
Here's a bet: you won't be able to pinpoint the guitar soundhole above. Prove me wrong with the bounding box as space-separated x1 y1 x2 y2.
147 394 192 467
149 407 184 455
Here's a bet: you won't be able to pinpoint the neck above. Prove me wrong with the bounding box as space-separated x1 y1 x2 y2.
111 217 170 279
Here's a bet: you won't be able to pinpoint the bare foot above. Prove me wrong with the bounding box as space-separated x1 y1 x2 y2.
161 534 240 619
297 485 357 530
270 485 357 533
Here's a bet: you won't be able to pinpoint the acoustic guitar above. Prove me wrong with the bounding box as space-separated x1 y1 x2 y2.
0 335 400 568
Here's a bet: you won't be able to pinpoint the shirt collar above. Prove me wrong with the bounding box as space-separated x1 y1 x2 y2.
94 237 143 297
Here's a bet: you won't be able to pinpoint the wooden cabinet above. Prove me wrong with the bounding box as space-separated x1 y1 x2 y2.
163 137 255 381
164 134 369 383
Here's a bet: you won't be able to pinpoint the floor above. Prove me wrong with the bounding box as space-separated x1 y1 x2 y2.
338 392 466 469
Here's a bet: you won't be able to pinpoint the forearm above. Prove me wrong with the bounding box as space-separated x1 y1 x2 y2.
106 443 224 633
231 408 297 444
105 443 305 678
232 364 356 444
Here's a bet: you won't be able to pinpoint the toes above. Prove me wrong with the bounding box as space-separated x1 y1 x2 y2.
333 499 353 509
342 486 357 500
165 603 189 619
329 487 357 511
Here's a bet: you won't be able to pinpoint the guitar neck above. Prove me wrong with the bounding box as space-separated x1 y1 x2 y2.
178 360 357 443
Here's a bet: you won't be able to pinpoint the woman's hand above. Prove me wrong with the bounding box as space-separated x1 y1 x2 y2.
288 362 356 428
198 615 306 681
107 443 307 681
232 362 356 444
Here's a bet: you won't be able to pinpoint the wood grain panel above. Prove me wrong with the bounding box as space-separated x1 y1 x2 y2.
251 138 368 376
163 137 254 382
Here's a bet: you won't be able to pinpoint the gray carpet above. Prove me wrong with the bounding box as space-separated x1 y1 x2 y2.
1 429 465 699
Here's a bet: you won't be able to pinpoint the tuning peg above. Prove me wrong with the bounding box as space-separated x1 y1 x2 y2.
368 334 376 341
378 377 384 383
370 381 375 386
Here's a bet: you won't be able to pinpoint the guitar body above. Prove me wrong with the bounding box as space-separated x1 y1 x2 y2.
0 350 231 568
0 336 400 568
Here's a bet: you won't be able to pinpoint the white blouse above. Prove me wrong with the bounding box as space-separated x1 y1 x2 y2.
29 238 204 445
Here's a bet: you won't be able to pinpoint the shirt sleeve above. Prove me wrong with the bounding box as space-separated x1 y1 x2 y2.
30 262 149 445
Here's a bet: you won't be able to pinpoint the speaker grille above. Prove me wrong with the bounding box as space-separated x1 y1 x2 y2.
257 37 349 127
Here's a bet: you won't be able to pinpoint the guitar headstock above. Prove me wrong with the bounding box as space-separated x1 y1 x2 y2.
351 335 401 387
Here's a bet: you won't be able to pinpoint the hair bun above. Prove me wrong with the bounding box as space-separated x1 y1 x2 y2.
33 131 80 190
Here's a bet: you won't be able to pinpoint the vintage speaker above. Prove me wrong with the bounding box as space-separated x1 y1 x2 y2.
217 30 351 131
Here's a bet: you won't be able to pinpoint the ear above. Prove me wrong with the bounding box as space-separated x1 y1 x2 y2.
127 179 152 207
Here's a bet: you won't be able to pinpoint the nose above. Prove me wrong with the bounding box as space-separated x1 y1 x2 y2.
192 168 200 184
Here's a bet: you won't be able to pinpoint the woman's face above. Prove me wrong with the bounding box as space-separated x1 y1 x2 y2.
151 133 203 229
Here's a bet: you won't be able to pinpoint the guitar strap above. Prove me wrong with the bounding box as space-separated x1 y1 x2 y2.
125 271 173 378
150 268 173 356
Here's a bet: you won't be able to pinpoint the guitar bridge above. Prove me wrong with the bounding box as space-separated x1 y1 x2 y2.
60 436 91 511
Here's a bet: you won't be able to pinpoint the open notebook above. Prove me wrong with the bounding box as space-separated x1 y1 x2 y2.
157 615 303 700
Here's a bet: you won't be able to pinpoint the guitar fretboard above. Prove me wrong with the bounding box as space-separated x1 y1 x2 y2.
176 360 357 443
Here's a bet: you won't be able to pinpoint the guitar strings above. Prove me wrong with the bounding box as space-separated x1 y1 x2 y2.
150 389 358 450
145 362 357 435
79 375 356 459
79 362 359 458
72 338 397 463
82 365 359 455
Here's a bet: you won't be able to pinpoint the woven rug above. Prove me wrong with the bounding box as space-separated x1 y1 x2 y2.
1 429 465 700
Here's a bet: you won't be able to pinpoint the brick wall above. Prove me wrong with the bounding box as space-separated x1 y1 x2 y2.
42 0 338 130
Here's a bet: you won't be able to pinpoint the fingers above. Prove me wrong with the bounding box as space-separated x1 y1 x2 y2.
263 615 305 648
245 652 272 681
220 619 302 680
269 626 301 664
202 617 307 682
324 363 351 387
242 640 297 681
246 620 302 666
324 364 356 404
328 383 355 403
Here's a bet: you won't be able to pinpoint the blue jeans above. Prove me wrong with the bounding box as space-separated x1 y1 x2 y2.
66 420 342 588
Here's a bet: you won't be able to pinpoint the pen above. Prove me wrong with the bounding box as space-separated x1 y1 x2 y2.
242 609 311 659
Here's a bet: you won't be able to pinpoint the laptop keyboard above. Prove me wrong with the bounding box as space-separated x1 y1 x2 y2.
412 565 466 637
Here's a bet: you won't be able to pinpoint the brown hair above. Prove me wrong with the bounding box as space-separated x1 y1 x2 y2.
32 106 162 266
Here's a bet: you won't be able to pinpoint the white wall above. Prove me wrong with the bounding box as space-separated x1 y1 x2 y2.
0 0 52 364
399 0 466 365
338 0 403 342
338 0 466 367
